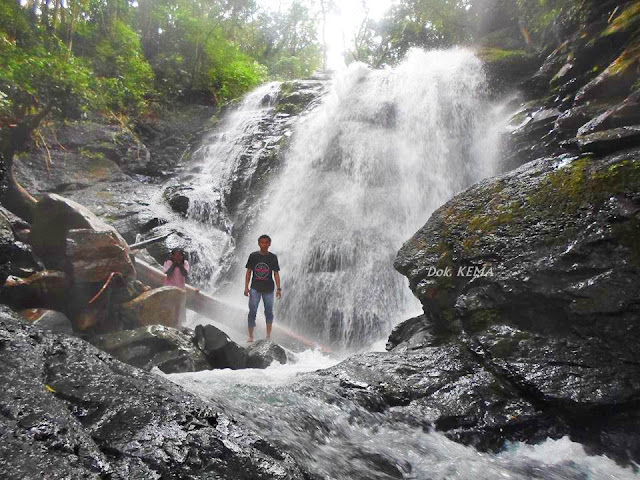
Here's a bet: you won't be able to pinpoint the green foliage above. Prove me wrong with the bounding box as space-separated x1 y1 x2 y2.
92 20 154 113
250 1 322 79
0 1 96 125
347 0 477 67
1 0 323 138
515 0 592 48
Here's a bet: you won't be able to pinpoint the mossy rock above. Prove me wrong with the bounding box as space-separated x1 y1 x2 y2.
395 148 640 342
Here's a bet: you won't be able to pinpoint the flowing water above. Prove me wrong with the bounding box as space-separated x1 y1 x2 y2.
149 82 284 287
154 49 640 478
162 351 637 480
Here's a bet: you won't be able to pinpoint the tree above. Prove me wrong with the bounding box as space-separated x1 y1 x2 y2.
0 0 97 219
346 0 480 67
252 0 322 79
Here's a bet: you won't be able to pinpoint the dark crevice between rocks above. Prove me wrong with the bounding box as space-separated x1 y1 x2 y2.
465 340 640 466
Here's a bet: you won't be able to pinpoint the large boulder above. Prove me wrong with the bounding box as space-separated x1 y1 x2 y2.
118 286 185 329
89 325 210 373
393 148 640 463
0 308 308 479
65 228 135 282
31 194 134 281
194 324 248 370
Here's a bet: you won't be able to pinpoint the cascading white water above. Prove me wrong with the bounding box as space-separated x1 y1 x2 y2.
161 50 637 479
229 48 505 348
150 82 282 287
163 356 637 480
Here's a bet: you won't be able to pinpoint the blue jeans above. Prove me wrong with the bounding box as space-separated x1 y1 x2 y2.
248 288 274 328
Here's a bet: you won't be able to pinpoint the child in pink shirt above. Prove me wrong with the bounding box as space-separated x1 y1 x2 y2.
164 248 189 288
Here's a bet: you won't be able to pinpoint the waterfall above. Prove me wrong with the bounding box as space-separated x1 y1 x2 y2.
151 82 285 287
227 48 504 348
158 48 505 349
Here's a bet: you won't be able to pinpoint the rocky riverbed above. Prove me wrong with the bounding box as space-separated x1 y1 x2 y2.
1 2 640 476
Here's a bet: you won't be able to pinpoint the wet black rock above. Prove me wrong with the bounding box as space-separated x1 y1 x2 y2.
32 310 74 334
0 309 310 479
0 212 14 286
577 126 640 155
247 339 288 369
8 240 44 277
578 92 640 136
293 345 565 454
393 148 640 463
162 183 193 217
385 314 435 352
89 324 211 374
194 324 248 369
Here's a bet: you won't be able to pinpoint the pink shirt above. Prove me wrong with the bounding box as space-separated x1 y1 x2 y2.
163 260 189 289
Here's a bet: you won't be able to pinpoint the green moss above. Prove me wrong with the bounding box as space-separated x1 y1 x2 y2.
465 308 500 333
603 2 640 36
477 47 529 63
274 103 302 115
79 148 107 161
279 81 295 97
434 241 455 290
607 41 640 76
527 157 592 214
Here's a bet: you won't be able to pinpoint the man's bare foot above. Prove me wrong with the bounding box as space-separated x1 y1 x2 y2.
266 336 270 340
247 337 254 343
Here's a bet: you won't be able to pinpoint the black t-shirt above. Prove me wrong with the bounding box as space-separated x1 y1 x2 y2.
246 251 280 293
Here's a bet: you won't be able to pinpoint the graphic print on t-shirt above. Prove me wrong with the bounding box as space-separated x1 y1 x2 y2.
254 262 270 280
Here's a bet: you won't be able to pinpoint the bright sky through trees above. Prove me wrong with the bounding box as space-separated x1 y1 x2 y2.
258 0 392 69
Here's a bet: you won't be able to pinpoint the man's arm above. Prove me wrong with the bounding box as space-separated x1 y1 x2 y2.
244 268 252 296
274 271 281 298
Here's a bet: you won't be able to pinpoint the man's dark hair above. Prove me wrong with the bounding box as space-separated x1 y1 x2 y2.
170 247 185 257
258 234 271 243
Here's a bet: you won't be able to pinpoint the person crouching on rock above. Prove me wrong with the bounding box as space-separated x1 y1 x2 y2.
164 248 189 324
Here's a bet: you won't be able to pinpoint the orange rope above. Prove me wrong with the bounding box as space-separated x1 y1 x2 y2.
88 272 123 305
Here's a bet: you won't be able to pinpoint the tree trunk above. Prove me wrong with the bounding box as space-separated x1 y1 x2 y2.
0 106 53 222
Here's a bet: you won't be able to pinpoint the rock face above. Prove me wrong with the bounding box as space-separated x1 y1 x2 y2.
0 212 14 286
499 3 640 172
391 148 640 463
89 325 211 373
0 308 309 479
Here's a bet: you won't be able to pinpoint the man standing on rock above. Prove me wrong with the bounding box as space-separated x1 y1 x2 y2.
244 234 281 342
